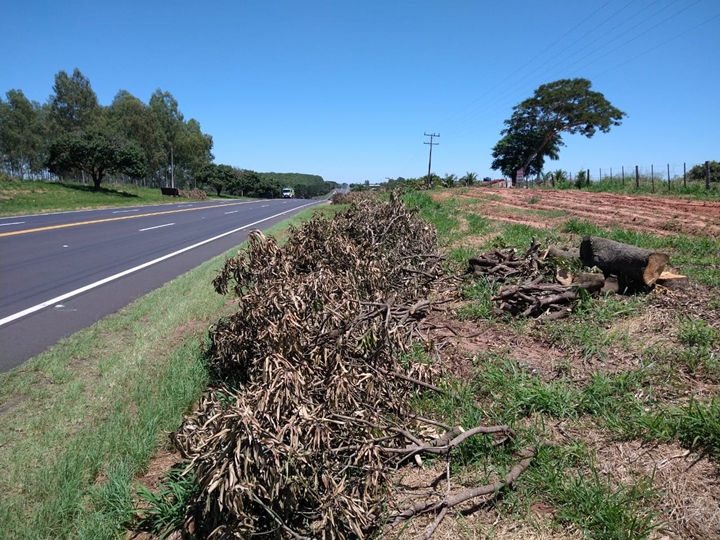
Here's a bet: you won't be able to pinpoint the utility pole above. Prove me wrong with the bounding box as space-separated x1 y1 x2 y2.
424 132 439 189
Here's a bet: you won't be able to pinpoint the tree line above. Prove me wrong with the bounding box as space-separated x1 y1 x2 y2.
0 68 338 197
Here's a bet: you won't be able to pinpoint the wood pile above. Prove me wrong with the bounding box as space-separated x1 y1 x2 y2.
467 235 677 320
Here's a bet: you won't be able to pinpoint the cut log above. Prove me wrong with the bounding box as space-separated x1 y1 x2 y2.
556 268 573 286
656 271 689 291
571 272 605 294
544 245 580 262
555 269 605 293
601 276 619 294
579 236 669 290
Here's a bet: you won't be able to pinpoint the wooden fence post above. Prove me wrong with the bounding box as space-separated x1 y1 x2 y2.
651 164 654 193
635 165 639 189
706 161 711 190
667 164 671 190
684 163 686 189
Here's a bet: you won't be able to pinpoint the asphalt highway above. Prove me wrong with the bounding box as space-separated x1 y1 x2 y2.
0 198 320 371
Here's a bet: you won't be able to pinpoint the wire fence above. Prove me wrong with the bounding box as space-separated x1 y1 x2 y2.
535 161 719 193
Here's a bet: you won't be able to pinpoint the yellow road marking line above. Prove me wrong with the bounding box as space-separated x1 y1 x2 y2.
0 200 260 238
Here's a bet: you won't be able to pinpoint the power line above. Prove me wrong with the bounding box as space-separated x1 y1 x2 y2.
440 0 699 138
443 0 706 141
592 12 719 78
436 0 616 130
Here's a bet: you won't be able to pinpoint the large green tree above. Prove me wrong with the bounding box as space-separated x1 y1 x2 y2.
149 90 184 187
0 90 47 177
46 130 147 189
491 129 563 184
108 90 165 181
491 78 625 185
49 68 101 134
175 118 214 185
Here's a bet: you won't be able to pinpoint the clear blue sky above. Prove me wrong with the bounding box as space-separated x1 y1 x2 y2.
2 0 718 184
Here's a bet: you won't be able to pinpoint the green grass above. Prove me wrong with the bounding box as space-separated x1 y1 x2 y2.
0 205 336 539
408 189 719 538
0 179 239 217
131 466 199 539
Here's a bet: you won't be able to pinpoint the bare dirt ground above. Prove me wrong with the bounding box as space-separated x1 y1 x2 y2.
444 187 720 237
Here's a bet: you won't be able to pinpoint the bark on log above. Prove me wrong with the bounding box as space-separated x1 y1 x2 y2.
544 245 580 261
571 272 606 294
579 236 669 290
555 270 605 293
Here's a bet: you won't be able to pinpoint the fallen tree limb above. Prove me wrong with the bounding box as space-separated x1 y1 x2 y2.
391 448 535 524
544 245 580 261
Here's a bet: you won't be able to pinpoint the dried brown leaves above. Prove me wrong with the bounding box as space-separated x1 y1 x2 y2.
174 194 454 539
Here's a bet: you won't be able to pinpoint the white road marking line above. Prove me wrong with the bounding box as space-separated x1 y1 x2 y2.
224 210 238 214
261 205 269 207
112 209 139 214
0 222 25 226
177 204 193 208
139 223 175 232
0 201 320 327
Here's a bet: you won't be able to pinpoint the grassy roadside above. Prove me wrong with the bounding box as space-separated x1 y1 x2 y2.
2 188 718 539
0 180 241 217
400 192 719 539
0 204 340 539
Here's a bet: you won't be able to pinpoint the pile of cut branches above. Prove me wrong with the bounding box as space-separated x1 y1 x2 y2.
467 235 673 320
331 191 375 205
170 194 532 539
178 188 208 200
467 237 544 281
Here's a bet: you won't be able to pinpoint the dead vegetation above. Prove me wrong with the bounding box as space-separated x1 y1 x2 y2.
178 188 208 200
168 194 533 539
129 190 720 540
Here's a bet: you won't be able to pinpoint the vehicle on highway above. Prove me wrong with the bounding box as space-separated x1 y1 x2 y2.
281 187 295 198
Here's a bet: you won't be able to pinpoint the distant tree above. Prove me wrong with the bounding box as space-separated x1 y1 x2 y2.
108 90 165 181
687 160 719 184
492 78 625 185
0 90 46 177
176 118 214 186
195 163 235 196
257 172 332 198
149 89 184 186
575 169 588 189
239 170 264 196
460 172 478 186
491 129 563 184
49 68 101 134
552 169 569 188
442 173 458 188
46 130 147 189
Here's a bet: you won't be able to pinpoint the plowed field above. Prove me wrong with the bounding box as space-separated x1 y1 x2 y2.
446 187 720 237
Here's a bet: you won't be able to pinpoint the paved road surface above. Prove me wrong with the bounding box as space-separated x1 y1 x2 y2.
0 198 320 371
